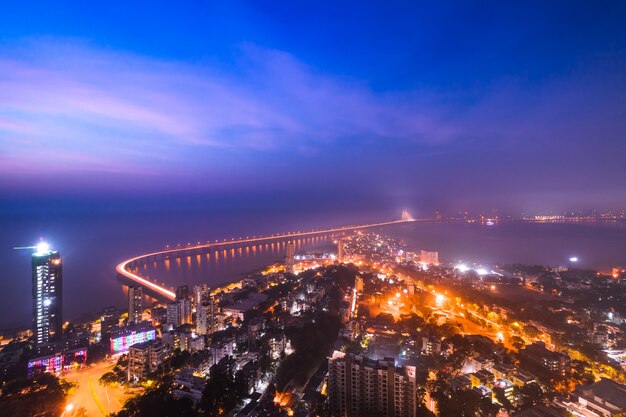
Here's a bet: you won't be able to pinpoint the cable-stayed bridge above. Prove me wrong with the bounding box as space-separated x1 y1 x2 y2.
116 211 416 300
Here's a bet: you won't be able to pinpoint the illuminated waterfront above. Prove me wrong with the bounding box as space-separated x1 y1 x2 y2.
2 212 626 330
118 216 413 299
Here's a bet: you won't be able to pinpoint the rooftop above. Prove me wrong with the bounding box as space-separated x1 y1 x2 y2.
574 378 626 410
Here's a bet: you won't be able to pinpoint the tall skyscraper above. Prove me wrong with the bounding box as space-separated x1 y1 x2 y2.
196 297 215 335
192 284 210 309
286 241 295 273
180 298 192 325
337 240 344 262
32 242 63 346
167 301 181 328
166 298 192 328
328 351 417 417
128 286 143 324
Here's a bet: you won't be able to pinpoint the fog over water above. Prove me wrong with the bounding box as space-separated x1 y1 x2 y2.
2 209 625 329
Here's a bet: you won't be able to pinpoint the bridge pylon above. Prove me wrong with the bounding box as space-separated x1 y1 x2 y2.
401 210 415 221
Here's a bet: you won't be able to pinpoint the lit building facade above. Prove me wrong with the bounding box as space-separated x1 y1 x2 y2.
110 322 156 354
167 298 192 328
193 284 210 308
27 348 87 376
328 351 417 417
128 286 143 324
419 250 439 265
32 243 63 346
127 339 169 382
286 241 295 273
196 298 215 335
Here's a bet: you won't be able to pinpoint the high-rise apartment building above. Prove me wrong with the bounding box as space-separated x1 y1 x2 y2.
176 285 190 301
193 284 210 309
180 298 192 325
419 250 439 265
337 240 344 262
128 286 143 324
328 351 417 417
167 301 181 328
127 339 169 382
196 298 215 335
32 242 63 346
286 241 295 273
166 298 192 328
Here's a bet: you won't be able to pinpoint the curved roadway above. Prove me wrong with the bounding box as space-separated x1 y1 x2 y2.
116 217 415 300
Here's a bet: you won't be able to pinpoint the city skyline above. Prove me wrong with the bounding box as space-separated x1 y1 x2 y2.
1 2 626 215
31 242 63 346
2 4 626 417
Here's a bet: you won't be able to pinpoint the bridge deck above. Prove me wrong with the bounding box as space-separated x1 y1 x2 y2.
115 218 415 300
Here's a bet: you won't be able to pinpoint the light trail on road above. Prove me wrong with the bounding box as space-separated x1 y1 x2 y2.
116 217 416 300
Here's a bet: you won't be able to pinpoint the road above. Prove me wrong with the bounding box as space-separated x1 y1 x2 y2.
116 217 415 300
63 361 138 416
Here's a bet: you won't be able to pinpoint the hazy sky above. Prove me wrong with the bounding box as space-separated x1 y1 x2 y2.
1 1 626 215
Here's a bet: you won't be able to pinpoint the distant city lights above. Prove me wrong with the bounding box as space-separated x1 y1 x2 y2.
454 263 470 273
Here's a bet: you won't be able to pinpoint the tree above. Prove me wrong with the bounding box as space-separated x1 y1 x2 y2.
429 373 499 417
87 342 108 364
516 383 546 409
511 335 525 350
416 386 436 417
275 312 341 390
199 357 243 416
171 348 191 369
114 381 196 417
0 373 74 417
99 371 120 386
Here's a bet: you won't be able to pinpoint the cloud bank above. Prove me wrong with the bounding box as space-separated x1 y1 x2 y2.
0 40 454 176
0 38 625 210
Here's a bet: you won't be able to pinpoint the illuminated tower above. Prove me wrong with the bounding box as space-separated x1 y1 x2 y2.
337 240 344 262
128 286 143 324
32 242 63 346
286 242 295 273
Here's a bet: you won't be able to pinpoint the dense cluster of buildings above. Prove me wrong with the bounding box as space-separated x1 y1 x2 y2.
328 351 417 417
3 231 626 417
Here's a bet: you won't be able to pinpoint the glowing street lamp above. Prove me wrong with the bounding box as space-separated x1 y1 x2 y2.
435 294 445 306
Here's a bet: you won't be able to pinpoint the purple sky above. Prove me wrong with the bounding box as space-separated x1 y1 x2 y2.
1 3 626 215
